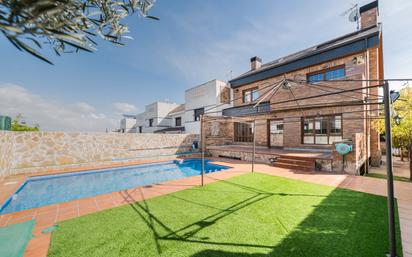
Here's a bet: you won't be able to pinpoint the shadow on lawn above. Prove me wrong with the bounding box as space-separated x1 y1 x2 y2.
120 176 401 257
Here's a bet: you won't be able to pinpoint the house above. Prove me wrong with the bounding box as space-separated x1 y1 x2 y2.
184 79 232 134
206 0 383 174
154 104 186 134
119 114 137 133
134 101 182 133
119 79 232 134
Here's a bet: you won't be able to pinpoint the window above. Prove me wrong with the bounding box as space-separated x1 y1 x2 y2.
308 73 324 83
175 117 182 127
194 108 204 121
149 119 154 127
139 126 142 133
243 88 259 103
302 115 342 144
234 122 253 142
307 66 345 83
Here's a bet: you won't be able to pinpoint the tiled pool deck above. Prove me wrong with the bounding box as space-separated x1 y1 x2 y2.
1 158 411 257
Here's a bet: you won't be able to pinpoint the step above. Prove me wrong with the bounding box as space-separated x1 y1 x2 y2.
273 162 315 171
275 162 315 169
276 158 314 166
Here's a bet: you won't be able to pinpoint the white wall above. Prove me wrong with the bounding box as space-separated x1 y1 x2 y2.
120 117 137 133
184 80 232 134
133 101 181 133
119 80 231 135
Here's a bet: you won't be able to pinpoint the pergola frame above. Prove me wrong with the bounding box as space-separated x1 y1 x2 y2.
198 77 402 257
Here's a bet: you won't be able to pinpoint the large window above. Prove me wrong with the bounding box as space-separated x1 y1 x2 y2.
175 117 182 127
243 87 259 103
194 108 204 121
302 115 342 144
307 66 345 83
234 122 253 142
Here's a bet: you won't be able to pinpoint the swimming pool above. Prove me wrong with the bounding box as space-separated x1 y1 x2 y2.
0 159 230 214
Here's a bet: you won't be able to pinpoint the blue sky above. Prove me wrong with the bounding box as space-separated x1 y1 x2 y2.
1 0 411 131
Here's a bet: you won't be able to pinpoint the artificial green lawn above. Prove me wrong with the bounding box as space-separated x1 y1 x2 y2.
48 173 403 257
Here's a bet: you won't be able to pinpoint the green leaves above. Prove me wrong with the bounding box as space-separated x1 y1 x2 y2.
373 86 412 147
0 0 158 64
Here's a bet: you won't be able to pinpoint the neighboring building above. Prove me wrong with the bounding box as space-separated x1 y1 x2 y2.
119 114 137 133
135 101 182 133
207 0 383 174
119 79 232 134
154 104 186 134
184 79 232 134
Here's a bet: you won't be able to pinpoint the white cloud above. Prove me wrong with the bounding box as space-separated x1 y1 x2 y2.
0 84 118 132
113 102 138 114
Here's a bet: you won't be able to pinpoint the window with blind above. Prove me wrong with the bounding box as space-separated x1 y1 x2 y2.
242 87 259 103
234 122 253 142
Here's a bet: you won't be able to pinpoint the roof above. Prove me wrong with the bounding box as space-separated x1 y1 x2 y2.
154 127 185 133
229 24 381 88
122 114 136 119
168 104 185 115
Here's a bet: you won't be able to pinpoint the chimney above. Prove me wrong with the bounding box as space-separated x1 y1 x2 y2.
359 0 379 29
250 56 262 70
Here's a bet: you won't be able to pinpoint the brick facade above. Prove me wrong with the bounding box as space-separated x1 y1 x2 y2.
204 1 383 174
205 45 382 174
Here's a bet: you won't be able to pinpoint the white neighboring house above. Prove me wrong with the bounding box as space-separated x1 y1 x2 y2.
154 104 186 134
184 79 232 134
118 79 232 134
134 101 182 133
119 114 137 133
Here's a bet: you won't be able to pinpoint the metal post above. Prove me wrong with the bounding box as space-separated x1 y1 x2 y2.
383 81 397 257
252 120 256 172
200 114 205 186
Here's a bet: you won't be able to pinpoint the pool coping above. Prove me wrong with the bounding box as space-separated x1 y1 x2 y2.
0 158 232 215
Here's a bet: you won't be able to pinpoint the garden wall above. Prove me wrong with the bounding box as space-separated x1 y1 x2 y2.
0 131 199 177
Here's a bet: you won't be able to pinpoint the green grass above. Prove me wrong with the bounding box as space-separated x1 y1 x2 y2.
48 173 403 257
366 172 411 183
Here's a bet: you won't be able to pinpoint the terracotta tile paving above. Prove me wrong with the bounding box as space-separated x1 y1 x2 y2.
0 158 412 257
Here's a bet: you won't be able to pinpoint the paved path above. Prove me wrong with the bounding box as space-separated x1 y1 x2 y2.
370 155 411 180
0 159 411 257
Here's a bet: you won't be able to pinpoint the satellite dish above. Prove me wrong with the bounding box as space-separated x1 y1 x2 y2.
348 8 359 22
341 4 359 30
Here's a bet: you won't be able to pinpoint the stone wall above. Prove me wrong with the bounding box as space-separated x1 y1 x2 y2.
0 131 199 177
332 133 366 175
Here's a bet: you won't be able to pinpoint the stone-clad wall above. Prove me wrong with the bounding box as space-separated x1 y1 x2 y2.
0 131 199 177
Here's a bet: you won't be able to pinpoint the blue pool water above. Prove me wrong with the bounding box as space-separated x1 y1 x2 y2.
0 159 229 214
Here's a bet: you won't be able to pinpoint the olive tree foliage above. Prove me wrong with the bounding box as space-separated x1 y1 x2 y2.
374 86 412 180
0 0 157 64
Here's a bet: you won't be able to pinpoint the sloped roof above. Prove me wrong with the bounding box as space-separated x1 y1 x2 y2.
229 24 381 88
168 104 185 115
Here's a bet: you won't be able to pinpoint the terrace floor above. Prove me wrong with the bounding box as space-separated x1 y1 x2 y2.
0 158 411 257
